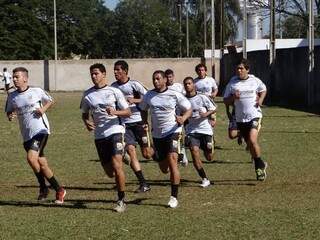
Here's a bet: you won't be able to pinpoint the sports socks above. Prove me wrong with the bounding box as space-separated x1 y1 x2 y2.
196 167 207 179
134 170 146 185
171 184 179 198
118 191 125 201
47 176 60 192
35 172 46 189
253 157 265 169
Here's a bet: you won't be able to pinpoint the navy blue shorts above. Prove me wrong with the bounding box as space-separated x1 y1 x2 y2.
23 133 48 157
95 133 125 163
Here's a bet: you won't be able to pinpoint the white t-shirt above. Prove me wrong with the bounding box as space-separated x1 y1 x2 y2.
80 85 129 139
111 79 147 124
223 74 266 122
185 94 216 135
194 76 218 97
5 87 52 142
139 88 191 138
168 82 185 95
3 71 12 84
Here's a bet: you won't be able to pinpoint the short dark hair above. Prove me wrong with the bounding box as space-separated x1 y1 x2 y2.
195 63 207 72
237 58 250 70
114 60 129 73
90 63 106 73
164 69 174 76
183 76 194 84
13 67 29 76
152 70 166 79
3 67 7 71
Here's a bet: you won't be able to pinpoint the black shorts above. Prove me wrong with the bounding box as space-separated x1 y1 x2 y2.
153 133 181 162
237 118 261 142
95 133 125 163
23 133 48 157
185 133 213 152
125 121 150 148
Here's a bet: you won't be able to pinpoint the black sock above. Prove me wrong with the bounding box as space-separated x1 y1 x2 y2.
171 184 179 198
47 176 60 191
134 170 146 185
196 168 207 179
254 157 265 169
35 172 46 189
118 191 125 201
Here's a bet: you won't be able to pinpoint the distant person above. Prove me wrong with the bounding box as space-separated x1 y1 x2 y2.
194 63 218 127
80 63 131 213
164 68 188 166
111 60 152 193
2 67 13 92
223 59 267 181
183 77 216 187
5 67 66 203
139 70 192 208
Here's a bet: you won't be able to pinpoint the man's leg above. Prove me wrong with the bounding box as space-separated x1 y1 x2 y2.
167 152 180 208
190 146 211 187
127 145 150 193
111 154 126 212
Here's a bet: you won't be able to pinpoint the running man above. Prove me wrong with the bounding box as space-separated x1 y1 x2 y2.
81 63 131 212
164 68 188 166
183 77 216 187
223 59 267 181
2 67 13 92
139 70 192 208
5 67 66 203
111 60 152 193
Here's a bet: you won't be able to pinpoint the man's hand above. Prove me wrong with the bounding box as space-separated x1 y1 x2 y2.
84 120 95 131
175 115 185 125
106 106 116 116
7 112 17 121
34 108 45 117
233 90 240 100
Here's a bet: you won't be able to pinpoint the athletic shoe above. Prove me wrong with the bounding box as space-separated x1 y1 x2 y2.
123 153 131 165
134 183 151 193
37 187 49 201
54 187 66 204
237 136 243 145
167 196 178 208
114 200 126 213
256 162 268 181
200 178 211 188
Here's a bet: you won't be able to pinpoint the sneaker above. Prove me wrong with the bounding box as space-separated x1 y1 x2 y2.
178 152 188 167
114 200 126 213
200 178 211 188
38 187 49 200
123 153 131 165
134 183 151 193
167 196 178 208
256 162 268 181
55 187 66 204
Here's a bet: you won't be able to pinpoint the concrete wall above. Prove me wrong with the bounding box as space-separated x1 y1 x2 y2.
1 58 210 91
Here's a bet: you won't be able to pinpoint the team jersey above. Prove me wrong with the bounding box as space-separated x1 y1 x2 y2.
5 87 52 142
168 82 185 95
139 88 191 138
185 94 216 135
194 76 218 97
223 74 266 122
111 79 147 124
80 85 129 139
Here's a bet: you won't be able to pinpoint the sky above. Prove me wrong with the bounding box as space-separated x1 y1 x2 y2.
103 0 119 10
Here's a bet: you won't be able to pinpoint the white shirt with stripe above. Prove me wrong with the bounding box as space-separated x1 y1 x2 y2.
223 74 266 123
139 88 191 138
80 85 129 139
194 76 218 96
168 82 185 95
5 87 52 142
111 79 147 124
185 94 216 135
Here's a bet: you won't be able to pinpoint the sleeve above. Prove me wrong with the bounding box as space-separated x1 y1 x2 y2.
176 92 191 112
210 78 218 90
223 83 232 98
256 78 267 93
202 95 216 111
134 81 148 96
5 95 13 113
80 95 90 113
138 92 150 111
114 88 129 110
39 88 53 103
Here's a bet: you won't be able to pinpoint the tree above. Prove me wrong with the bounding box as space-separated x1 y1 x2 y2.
249 0 320 37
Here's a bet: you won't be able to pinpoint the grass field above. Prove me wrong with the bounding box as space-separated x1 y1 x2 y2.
0 92 319 240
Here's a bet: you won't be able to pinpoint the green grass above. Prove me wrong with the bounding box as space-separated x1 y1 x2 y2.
0 92 319 240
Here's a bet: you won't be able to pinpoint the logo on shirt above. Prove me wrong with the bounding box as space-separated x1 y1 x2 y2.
116 142 124 150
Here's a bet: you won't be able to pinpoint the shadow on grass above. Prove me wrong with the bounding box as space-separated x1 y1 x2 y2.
263 130 320 134
16 184 117 191
203 159 252 164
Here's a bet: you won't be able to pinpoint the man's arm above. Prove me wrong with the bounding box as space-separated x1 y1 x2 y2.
106 106 131 117
34 99 54 117
82 112 95 131
176 108 192 125
256 90 267 107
